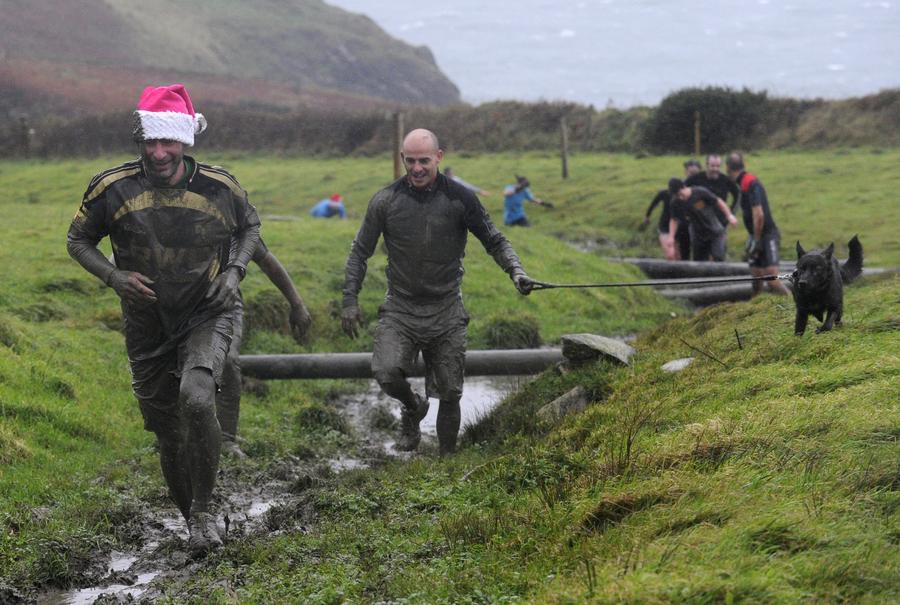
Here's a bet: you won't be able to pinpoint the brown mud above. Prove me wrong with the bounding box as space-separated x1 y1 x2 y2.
30 377 515 604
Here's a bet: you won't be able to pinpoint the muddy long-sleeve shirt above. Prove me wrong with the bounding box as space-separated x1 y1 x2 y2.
67 157 260 360
645 188 672 232
343 174 525 316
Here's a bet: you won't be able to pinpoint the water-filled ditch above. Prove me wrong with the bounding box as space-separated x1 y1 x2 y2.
38 376 520 604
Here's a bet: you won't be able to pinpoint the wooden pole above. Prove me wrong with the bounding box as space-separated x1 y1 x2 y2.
586 112 594 146
241 348 565 380
17 117 31 155
693 111 701 157
393 112 405 180
560 116 569 179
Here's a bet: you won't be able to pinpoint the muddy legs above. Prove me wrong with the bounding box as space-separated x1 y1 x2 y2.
377 372 431 452
157 434 192 522
378 375 419 410
436 399 461 456
216 351 241 443
180 367 221 516
395 392 430 452
217 351 248 459
167 367 223 555
751 266 789 296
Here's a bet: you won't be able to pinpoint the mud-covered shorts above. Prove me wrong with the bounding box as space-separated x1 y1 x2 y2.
130 313 233 435
750 232 781 268
691 233 727 262
371 300 469 402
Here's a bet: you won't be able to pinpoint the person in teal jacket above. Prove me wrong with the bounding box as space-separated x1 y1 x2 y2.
503 175 547 226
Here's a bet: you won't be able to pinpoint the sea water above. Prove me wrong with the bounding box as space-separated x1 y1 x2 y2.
328 0 900 107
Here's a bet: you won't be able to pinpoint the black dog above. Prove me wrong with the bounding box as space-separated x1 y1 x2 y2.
791 235 863 335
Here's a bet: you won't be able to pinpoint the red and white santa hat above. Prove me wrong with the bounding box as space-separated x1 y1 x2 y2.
132 84 207 146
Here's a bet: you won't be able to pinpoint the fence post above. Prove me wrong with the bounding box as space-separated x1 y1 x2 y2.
693 111 701 157
16 117 32 156
560 116 569 179
393 112 405 180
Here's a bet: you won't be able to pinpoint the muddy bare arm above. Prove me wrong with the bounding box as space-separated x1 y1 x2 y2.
668 217 681 245
751 205 765 240
728 179 741 213
716 197 738 226
255 250 312 342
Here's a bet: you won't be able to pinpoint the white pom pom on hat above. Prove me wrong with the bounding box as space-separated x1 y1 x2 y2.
132 84 207 146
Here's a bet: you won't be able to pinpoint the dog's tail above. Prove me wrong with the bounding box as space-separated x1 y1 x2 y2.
840 235 863 284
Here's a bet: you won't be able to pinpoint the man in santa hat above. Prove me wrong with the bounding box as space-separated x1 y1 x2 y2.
67 84 260 555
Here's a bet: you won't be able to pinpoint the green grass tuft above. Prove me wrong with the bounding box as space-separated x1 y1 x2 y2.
482 313 542 349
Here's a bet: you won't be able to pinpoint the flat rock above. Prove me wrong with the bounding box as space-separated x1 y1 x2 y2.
537 386 589 424
561 333 635 366
661 357 694 372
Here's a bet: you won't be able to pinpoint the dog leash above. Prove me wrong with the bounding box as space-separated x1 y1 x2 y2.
530 273 794 291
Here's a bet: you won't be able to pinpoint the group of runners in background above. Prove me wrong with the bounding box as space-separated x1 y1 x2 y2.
643 153 789 295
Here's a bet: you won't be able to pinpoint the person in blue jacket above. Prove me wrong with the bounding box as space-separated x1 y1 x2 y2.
503 175 547 226
310 193 347 219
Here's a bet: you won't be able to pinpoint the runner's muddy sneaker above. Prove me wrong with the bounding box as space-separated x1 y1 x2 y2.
395 394 429 451
188 512 223 557
221 439 248 460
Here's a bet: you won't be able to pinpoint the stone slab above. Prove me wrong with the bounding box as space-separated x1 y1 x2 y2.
560 333 635 366
537 386 589 424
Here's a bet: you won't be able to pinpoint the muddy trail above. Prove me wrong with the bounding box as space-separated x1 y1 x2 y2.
36 449 335 604
31 377 517 604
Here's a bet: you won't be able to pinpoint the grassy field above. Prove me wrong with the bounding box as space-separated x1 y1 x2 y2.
207 147 900 266
436 148 900 267
0 151 897 602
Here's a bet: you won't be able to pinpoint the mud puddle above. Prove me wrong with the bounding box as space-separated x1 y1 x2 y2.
339 375 527 455
38 515 181 605
37 458 324 604
35 376 517 604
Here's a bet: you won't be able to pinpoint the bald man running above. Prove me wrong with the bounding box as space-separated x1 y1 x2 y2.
341 129 535 455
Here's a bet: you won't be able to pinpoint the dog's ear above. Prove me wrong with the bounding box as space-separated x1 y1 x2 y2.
824 242 834 259
796 241 806 258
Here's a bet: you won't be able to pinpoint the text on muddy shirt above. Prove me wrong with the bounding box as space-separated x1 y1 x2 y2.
67 157 260 359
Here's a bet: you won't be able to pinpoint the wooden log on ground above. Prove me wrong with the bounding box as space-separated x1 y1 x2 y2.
656 283 756 305
241 348 565 380
609 258 796 279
